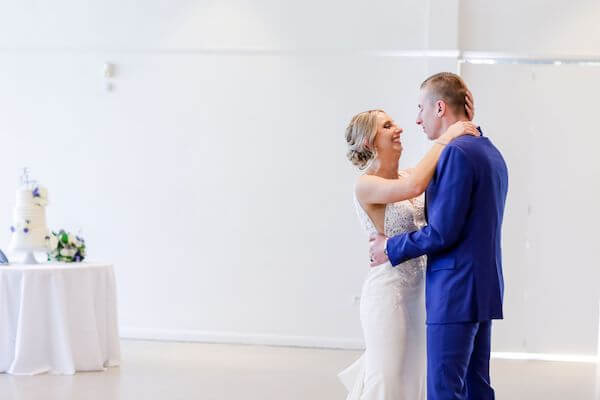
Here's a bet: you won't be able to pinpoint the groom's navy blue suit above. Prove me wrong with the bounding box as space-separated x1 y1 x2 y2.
386 129 508 400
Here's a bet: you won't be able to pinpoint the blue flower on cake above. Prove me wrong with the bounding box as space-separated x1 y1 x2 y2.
31 186 48 207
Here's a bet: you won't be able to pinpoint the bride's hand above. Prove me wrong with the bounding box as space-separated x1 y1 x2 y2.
465 89 475 121
438 121 480 144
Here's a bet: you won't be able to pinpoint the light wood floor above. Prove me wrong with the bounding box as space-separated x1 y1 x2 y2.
0 340 597 399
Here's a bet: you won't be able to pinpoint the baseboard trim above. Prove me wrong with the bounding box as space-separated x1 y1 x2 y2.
120 327 364 350
491 352 597 364
120 328 598 363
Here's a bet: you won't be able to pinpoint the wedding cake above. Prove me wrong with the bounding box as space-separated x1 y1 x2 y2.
8 172 50 253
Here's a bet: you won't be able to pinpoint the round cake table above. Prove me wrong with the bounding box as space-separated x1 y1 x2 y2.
0 262 120 375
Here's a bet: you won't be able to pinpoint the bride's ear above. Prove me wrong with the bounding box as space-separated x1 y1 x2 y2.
363 138 371 150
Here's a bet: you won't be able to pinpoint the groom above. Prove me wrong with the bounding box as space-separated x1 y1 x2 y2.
369 72 508 400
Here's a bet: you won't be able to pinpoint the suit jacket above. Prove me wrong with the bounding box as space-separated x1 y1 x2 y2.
386 130 508 324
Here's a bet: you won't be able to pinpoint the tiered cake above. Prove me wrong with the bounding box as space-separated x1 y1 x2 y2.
8 178 50 253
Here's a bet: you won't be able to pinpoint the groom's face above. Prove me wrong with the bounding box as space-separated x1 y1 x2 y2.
416 88 441 140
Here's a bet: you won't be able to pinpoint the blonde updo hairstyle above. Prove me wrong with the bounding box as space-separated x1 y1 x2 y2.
345 109 383 170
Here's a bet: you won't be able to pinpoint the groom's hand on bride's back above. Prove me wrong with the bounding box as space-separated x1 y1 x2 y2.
369 233 389 267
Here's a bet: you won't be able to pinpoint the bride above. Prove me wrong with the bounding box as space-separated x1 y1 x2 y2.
339 99 476 399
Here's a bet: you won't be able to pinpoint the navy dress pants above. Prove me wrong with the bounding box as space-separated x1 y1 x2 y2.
427 320 495 400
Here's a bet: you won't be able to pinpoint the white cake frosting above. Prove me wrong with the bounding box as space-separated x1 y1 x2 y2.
9 185 50 252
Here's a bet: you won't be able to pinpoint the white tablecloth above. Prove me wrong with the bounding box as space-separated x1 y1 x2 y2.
0 262 120 375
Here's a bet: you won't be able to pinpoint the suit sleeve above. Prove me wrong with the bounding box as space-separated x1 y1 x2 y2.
386 145 475 266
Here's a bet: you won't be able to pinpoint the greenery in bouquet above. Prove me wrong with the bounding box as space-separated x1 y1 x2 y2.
46 230 86 262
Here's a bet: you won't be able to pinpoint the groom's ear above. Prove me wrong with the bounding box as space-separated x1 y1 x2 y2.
435 100 446 117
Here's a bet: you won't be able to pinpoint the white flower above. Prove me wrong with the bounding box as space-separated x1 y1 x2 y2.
69 234 83 248
60 248 76 257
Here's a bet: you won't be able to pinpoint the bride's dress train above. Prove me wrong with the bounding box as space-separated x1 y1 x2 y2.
339 183 427 399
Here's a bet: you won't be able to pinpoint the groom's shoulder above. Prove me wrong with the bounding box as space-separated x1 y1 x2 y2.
450 134 480 147
445 136 475 155
447 136 506 174
442 137 482 170
448 135 489 156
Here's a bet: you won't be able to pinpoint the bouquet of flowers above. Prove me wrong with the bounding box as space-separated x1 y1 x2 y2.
46 230 86 262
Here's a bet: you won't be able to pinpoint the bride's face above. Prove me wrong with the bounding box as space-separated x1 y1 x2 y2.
373 112 403 156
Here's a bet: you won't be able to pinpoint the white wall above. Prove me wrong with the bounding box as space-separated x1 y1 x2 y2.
460 0 600 57
459 0 600 357
0 0 430 50
0 0 598 357
0 1 437 346
462 64 600 356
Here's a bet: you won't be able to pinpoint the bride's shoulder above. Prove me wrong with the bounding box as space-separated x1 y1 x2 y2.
398 168 414 177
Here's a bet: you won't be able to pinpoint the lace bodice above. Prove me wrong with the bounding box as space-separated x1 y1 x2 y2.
353 172 426 287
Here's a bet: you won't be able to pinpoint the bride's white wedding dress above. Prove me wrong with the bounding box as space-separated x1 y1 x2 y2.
339 174 427 399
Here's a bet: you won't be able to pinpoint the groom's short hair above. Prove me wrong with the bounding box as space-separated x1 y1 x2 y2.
420 72 468 117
